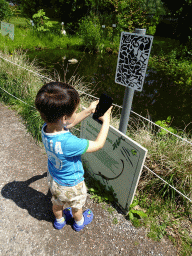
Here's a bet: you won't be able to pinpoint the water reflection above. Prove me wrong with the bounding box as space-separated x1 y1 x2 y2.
27 49 192 131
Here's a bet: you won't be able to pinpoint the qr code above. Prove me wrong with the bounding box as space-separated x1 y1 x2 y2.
115 32 153 92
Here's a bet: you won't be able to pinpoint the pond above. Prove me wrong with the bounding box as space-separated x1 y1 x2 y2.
27 48 192 132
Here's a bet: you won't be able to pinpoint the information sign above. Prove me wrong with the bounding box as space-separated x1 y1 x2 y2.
115 32 153 92
80 113 147 213
1 22 14 40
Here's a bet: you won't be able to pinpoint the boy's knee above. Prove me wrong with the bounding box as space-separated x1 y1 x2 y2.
72 208 83 221
53 204 63 211
72 207 82 213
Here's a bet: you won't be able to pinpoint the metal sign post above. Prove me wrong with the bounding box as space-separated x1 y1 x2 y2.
115 28 153 134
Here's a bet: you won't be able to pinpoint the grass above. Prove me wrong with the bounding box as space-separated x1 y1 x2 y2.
0 39 192 255
0 16 84 53
1 15 189 57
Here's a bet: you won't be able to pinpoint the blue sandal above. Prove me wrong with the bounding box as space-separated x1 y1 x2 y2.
54 207 73 230
73 209 93 232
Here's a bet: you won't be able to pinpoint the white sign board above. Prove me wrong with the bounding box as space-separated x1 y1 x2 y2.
80 113 147 213
115 32 153 92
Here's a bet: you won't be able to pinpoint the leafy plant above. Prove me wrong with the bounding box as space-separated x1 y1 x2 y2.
147 14 160 35
155 116 177 135
127 198 148 222
86 174 117 203
110 0 149 32
88 183 117 203
112 217 118 224
79 15 101 52
148 222 167 240
32 9 53 34
107 207 115 214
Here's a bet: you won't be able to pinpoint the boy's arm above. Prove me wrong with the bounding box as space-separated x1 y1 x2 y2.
66 101 98 129
86 106 112 153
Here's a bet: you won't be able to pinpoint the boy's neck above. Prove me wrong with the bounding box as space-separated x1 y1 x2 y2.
46 122 66 133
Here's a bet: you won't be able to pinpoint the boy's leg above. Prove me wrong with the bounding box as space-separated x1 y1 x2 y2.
52 204 64 219
72 208 93 231
72 208 83 222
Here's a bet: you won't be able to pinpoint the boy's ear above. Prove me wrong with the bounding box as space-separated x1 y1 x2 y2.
62 116 67 124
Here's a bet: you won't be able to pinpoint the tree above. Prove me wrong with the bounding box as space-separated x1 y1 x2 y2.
110 0 149 32
49 0 90 31
19 0 46 19
19 0 90 32
32 9 53 34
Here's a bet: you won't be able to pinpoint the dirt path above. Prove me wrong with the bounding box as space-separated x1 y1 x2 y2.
0 102 177 255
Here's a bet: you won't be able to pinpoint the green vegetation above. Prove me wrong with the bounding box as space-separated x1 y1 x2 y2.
79 15 102 52
0 0 12 21
32 9 53 34
111 0 149 32
155 116 177 135
0 50 191 255
1 1 192 254
0 16 84 52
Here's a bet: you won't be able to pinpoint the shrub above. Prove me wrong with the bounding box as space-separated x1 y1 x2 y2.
32 9 53 34
155 116 177 136
79 16 101 52
111 0 149 32
147 14 160 35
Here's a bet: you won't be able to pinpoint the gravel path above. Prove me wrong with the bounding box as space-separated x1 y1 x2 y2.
0 102 178 256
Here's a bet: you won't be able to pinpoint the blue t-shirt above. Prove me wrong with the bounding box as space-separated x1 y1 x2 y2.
41 123 89 187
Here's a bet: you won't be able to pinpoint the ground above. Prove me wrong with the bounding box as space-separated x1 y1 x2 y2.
0 102 178 255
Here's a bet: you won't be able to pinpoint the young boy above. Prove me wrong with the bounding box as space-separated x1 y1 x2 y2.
35 82 112 231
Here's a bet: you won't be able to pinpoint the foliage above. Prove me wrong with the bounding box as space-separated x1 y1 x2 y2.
129 122 192 203
143 0 166 15
155 116 177 135
146 52 192 128
49 0 90 32
19 0 41 19
0 16 84 52
161 0 192 49
127 198 147 226
32 9 53 34
88 181 117 203
87 0 115 15
10 4 22 18
147 13 160 35
79 15 102 52
19 0 89 32
110 0 149 32
137 193 192 254
0 0 13 21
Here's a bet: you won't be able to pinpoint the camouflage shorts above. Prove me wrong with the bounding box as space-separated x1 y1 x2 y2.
47 171 87 209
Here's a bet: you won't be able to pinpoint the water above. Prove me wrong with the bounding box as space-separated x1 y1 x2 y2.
27 49 192 132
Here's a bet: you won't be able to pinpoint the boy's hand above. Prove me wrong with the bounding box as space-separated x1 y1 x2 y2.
99 106 113 123
88 100 99 114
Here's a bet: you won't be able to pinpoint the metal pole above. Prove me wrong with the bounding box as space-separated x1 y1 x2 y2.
119 28 146 134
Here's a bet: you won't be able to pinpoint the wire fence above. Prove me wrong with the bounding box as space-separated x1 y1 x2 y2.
0 53 191 203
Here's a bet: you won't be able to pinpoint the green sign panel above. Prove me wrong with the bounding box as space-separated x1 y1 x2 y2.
1 22 14 40
80 112 147 213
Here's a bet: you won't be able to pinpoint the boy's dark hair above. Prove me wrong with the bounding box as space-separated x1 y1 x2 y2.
35 82 80 123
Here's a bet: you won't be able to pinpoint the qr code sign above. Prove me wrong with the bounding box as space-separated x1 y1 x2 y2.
115 32 153 92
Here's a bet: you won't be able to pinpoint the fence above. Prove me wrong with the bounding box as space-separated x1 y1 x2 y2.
0 53 191 203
